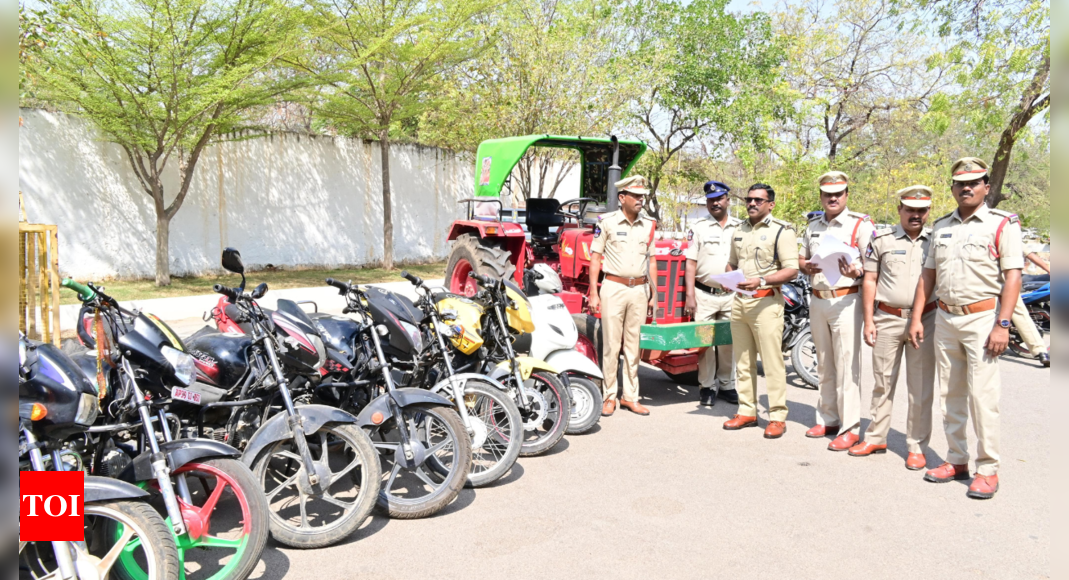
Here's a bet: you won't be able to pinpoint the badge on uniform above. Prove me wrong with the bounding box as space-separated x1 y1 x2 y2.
866 245 874 258
940 233 952 238
893 250 906 255
761 235 767 240
617 231 627 237
687 229 694 241
593 225 602 238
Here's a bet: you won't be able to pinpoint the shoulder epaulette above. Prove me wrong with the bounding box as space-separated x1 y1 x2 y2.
847 211 872 221
807 213 823 222
934 212 955 224
874 228 894 238
989 209 1019 223
769 217 795 230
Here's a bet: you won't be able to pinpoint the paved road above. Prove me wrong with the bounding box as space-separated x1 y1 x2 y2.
239 343 1049 580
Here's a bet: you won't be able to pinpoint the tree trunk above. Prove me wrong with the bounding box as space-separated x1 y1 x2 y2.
380 133 394 270
155 214 171 286
986 51 1050 208
985 128 1016 208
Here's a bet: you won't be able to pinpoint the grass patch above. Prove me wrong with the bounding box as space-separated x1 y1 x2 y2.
60 262 448 305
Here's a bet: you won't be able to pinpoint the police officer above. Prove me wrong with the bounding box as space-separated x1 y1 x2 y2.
909 157 1023 500
799 171 875 451
589 175 658 417
1012 248 1050 366
850 186 936 470
722 183 799 439
684 180 742 407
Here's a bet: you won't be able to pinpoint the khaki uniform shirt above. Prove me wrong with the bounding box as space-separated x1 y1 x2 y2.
685 216 743 288
802 209 876 291
727 215 799 287
924 204 1024 306
590 210 657 279
863 225 931 310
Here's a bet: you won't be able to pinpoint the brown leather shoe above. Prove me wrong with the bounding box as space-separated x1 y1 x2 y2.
763 421 786 439
828 431 859 451
805 424 840 438
905 453 927 471
723 414 759 430
847 441 887 457
923 462 970 483
601 399 616 417
966 473 999 499
619 399 650 416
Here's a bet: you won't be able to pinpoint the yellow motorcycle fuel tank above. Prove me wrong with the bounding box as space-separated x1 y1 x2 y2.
436 295 485 355
503 282 535 334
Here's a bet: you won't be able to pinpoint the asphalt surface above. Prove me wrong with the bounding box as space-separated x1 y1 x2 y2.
232 341 1050 580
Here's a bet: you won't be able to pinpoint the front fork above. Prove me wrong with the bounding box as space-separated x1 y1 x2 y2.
431 317 476 434
493 305 533 409
366 325 417 462
22 429 78 580
263 340 321 488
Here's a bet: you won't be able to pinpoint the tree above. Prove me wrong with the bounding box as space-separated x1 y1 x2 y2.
26 0 304 285
305 0 497 270
419 0 639 203
629 0 788 220
918 0 1049 207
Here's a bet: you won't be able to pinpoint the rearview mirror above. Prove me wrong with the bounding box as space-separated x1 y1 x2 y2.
251 282 268 299
221 248 244 274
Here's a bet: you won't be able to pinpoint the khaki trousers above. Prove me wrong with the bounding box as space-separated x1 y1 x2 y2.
810 292 863 434
1012 297 1046 356
936 308 1001 476
730 295 787 421
865 309 935 452
600 280 648 403
694 290 735 391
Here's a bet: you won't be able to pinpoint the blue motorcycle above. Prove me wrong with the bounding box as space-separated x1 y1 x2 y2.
1009 274 1050 358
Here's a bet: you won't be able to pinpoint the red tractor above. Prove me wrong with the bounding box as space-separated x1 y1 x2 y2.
443 135 729 384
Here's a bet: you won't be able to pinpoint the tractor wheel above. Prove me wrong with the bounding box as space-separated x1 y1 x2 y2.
446 233 517 296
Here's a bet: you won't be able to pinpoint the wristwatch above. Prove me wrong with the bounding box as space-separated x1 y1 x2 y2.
758 276 767 287
998 319 1011 329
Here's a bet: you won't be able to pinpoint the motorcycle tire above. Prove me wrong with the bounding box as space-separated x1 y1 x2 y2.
790 330 819 389
90 500 182 580
371 403 472 519
518 371 571 457
254 423 380 549
447 380 523 488
565 375 601 435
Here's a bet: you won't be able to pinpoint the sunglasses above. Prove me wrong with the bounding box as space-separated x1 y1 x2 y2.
743 197 770 205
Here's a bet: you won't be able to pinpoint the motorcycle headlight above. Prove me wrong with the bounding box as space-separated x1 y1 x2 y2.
161 346 196 387
399 321 423 352
75 393 99 426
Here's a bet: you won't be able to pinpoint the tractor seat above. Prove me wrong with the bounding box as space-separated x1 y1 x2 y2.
526 198 564 245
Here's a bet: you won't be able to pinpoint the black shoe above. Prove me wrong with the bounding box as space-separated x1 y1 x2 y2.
699 388 716 407
1040 352 1050 367
717 388 739 405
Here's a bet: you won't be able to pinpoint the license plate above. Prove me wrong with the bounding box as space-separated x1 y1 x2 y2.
171 387 202 405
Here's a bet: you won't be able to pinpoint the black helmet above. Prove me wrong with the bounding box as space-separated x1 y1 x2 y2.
781 282 804 315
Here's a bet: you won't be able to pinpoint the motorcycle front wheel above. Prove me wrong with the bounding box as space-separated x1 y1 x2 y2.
368 403 472 519
565 375 601 435
438 381 523 488
253 423 380 549
790 330 819 389
517 371 570 457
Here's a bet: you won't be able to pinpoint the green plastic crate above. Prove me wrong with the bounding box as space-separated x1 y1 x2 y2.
639 320 732 351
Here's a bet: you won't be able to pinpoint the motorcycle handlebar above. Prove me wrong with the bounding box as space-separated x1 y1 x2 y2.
400 270 423 286
61 278 96 301
325 278 349 292
213 284 238 301
469 272 495 287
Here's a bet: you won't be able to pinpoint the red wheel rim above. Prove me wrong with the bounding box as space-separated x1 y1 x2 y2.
575 334 598 365
450 259 478 296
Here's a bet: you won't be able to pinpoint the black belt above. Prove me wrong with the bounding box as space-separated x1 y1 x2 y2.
695 281 731 295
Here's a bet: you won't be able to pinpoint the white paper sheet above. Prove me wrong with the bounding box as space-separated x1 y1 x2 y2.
808 234 860 286
708 270 756 296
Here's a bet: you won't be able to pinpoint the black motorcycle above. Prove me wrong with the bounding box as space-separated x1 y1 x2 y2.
62 279 270 580
320 276 474 517
781 276 818 388
19 333 182 580
159 249 380 549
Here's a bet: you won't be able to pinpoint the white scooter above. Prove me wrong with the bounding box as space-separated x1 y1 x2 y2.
522 265 604 434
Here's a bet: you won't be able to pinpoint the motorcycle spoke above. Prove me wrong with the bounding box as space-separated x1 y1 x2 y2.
317 432 329 460
98 526 136 577
276 450 303 463
373 442 400 453
426 438 452 456
266 473 299 501
197 477 228 519
384 462 403 494
298 492 309 528
413 468 440 489
319 493 354 511
331 456 363 481
198 535 242 549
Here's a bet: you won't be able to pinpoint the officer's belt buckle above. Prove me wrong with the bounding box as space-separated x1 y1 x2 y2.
940 302 967 316
625 277 639 288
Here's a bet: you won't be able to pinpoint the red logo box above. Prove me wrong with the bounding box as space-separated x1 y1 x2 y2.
20 471 85 541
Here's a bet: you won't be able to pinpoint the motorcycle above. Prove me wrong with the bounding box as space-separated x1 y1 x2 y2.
169 249 380 549
19 332 182 580
62 279 270 580
321 276 474 516
781 276 818 388
1008 273 1050 358
520 268 603 434
448 273 571 456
